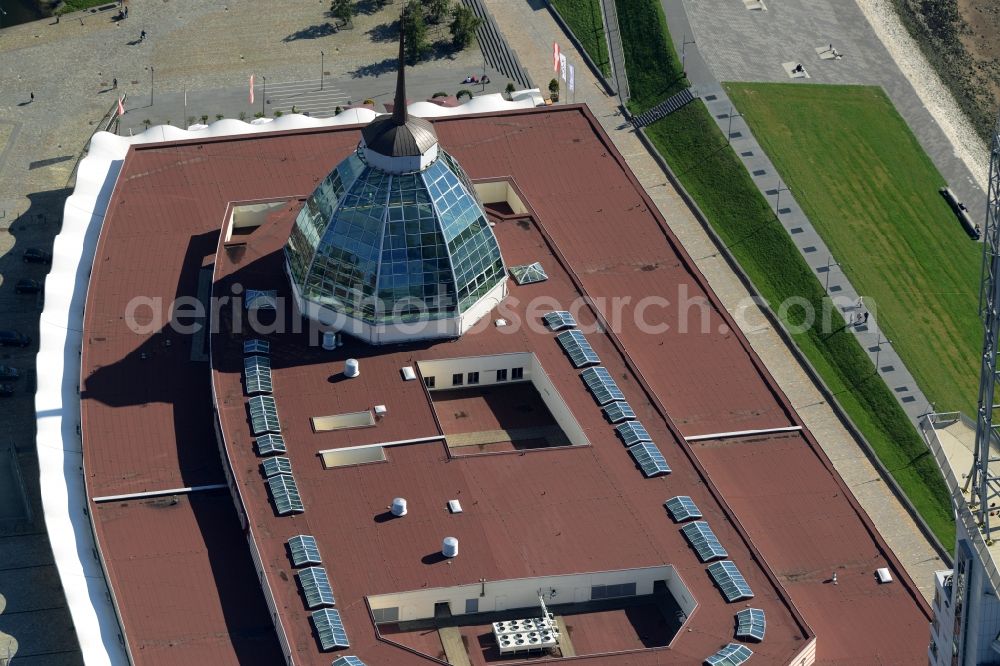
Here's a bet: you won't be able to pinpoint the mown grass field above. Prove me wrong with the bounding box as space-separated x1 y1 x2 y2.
550 0 611 77
726 83 981 418
611 0 955 546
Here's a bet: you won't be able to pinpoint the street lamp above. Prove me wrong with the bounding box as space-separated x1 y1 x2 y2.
874 332 891 371
681 33 696 75
320 51 325 91
146 66 154 106
727 105 742 145
823 255 841 292
774 179 790 215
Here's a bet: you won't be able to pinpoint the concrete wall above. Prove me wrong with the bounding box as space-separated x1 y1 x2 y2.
225 200 289 241
473 180 528 215
367 565 684 622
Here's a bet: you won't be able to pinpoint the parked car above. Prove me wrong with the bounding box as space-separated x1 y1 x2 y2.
22 248 51 264
0 330 30 347
0 384 14 397
0 365 20 380
15 279 41 294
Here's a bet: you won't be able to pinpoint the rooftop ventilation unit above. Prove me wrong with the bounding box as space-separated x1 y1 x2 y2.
345 358 360 378
322 330 337 350
392 498 407 516
442 536 459 558
876 567 893 584
448 499 463 514
401 366 416 381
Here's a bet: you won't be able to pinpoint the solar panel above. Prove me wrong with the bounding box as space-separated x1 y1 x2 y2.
249 395 281 434
245 289 277 310
603 401 635 423
543 311 577 331
629 442 671 477
255 433 286 455
581 366 625 405
244 354 273 394
288 534 322 567
704 643 753 666
298 566 336 608
707 561 754 602
261 456 292 478
680 521 728 562
267 473 304 515
509 262 548 285
331 658 367 666
312 608 349 650
556 329 600 368
665 495 703 522
735 608 766 641
244 338 270 355
616 421 652 446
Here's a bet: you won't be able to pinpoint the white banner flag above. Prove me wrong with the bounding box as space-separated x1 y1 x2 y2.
553 42 560 72
568 64 575 92
249 74 255 104
559 54 567 81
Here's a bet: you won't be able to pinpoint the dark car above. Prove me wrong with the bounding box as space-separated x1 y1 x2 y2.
0 330 30 347
0 384 13 397
15 279 41 294
22 248 51 264
0 365 19 380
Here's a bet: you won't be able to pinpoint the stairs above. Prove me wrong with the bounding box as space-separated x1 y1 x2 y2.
459 0 533 89
631 88 696 128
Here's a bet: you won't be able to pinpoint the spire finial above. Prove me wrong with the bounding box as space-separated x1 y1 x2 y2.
392 7 408 125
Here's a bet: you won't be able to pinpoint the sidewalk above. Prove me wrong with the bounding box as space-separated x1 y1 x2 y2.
485 0 943 601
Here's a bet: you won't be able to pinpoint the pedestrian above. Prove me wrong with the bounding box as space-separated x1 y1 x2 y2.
140 29 146 41
113 77 118 89
124 6 128 18
30 92 35 103
863 312 869 324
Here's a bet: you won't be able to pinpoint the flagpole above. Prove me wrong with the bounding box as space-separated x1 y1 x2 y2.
183 88 187 128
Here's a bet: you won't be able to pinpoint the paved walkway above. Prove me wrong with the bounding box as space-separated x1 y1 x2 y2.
660 0 933 429
486 0 942 601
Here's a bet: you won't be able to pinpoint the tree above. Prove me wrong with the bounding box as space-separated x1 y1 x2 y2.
504 82 516 99
548 78 559 102
331 0 353 27
402 1 431 63
449 4 481 50
427 0 451 24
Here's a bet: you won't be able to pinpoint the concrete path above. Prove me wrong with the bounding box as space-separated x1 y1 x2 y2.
659 0 933 430
486 0 942 601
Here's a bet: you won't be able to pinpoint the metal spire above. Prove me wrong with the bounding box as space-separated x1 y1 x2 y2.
391 8 408 125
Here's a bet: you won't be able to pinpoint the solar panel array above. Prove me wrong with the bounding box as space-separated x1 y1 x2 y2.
244 355 273 394
665 495 703 522
680 521 728 562
509 262 548 285
629 442 671 477
244 338 270 354
312 608 350 650
708 561 754 602
261 456 292 478
581 367 625 405
331 658 367 666
556 329 600 368
543 310 577 331
603 401 635 423
255 433 286 455
267 473 304 515
704 642 753 666
616 421 651 446
298 566 336 609
249 395 281 434
735 608 766 641
288 535 322 567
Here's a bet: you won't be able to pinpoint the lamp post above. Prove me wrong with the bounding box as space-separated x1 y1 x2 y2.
727 105 742 145
261 75 266 116
774 179 790 215
681 33 696 75
320 51 325 91
874 332 891 371
823 255 841 292
148 66 154 106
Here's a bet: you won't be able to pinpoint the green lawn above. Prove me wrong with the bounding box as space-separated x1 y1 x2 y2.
726 83 981 417
550 0 611 78
615 0 955 546
56 0 111 14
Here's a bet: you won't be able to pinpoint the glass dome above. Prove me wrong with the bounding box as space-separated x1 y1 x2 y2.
285 148 506 332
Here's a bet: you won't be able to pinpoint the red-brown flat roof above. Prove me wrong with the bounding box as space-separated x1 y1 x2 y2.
80 105 930 665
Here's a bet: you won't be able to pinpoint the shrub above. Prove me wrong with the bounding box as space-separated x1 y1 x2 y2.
456 89 473 101
432 91 449 98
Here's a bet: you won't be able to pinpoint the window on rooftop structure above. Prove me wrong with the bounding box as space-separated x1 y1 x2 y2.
452 373 463 386
424 376 436 389
512 367 524 380
371 607 399 624
468 371 479 385
465 598 479 614
496 368 508 382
